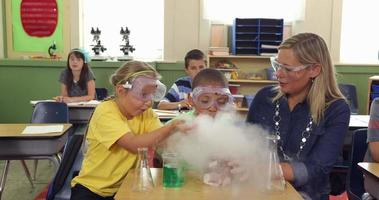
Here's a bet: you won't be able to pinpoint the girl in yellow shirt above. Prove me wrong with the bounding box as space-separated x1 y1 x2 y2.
71 61 183 199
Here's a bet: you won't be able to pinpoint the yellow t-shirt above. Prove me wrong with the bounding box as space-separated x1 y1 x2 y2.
71 100 162 197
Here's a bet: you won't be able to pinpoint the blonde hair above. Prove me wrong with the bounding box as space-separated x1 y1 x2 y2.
110 61 160 86
274 33 345 124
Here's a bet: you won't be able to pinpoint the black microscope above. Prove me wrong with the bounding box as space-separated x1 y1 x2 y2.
90 27 107 61
118 27 135 61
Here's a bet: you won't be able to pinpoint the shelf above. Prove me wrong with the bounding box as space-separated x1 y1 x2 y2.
229 79 277 84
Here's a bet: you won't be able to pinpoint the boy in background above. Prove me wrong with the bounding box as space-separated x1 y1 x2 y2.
157 49 206 110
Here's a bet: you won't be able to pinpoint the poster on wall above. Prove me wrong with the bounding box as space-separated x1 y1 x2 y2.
12 0 63 52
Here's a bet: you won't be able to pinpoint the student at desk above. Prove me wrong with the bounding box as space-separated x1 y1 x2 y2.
157 49 206 110
363 98 379 200
246 33 350 200
54 48 96 103
70 61 185 199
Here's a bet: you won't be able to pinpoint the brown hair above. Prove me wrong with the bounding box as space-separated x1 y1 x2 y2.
110 60 160 87
192 68 228 88
184 49 206 69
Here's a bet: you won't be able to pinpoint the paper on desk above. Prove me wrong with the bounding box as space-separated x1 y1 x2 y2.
22 125 64 134
30 99 55 105
349 115 369 127
67 100 101 106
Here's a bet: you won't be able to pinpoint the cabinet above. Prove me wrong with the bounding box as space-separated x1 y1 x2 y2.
208 55 277 111
232 18 283 55
367 76 379 113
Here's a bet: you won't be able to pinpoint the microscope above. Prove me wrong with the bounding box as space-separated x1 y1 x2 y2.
118 27 135 61
48 41 57 59
90 27 108 61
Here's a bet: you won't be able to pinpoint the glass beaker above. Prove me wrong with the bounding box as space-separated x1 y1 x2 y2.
265 135 285 192
162 152 185 188
132 147 154 192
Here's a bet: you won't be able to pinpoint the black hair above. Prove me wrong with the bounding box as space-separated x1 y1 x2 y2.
184 49 206 69
192 68 228 88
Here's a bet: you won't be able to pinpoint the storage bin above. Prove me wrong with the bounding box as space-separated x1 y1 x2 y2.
371 84 379 93
244 95 255 108
233 94 244 108
229 84 240 94
266 67 277 80
371 93 379 100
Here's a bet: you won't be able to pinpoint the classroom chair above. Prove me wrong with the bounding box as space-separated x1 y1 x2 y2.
339 83 359 114
46 134 84 200
346 128 368 200
95 87 108 100
30 102 69 180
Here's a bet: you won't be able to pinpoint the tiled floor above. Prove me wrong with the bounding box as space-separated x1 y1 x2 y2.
0 160 54 200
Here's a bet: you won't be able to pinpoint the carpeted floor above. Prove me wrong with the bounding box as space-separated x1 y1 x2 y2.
0 160 54 200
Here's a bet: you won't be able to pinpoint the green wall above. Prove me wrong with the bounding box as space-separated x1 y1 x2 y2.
0 59 377 123
0 59 185 123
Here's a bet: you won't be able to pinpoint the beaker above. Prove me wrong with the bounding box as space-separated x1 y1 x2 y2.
265 135 285 192
162 152 185 188
131 147 154 192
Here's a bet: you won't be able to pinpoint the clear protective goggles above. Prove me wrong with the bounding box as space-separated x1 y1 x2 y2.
122 76 166 102
270 57 312 74
192 86 234 110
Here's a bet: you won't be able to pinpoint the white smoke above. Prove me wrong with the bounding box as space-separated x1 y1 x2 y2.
164 111 274 189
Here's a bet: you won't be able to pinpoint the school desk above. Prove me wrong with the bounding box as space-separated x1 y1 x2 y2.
31 100 100 124
358 162 379 199
0 123 72 199
114 168 303 200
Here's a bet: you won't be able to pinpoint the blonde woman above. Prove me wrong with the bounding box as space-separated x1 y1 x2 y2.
70 61 184 199
246 33 350 200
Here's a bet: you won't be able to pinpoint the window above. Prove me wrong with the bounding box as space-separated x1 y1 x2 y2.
340 0 379 64
82 0 164 60
203 0 305 24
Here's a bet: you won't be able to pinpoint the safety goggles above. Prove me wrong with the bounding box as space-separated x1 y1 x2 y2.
270 57 312 74
122 76 166 102
192 86 234 110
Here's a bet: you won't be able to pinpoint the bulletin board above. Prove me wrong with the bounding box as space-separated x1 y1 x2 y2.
5 0 70 58
12 0 63 52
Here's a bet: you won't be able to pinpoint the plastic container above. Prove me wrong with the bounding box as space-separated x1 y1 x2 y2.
266 67 277 80
371 93 379 100
233 94 244 108
244 95 255 108
372 84 379 93
229 84 240 95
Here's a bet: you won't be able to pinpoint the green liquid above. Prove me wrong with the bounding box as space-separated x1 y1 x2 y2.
163 164 184 188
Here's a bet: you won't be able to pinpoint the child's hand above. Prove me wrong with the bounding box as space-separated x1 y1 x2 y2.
169 120 195 134
178 99 192 110
53 96 71 103
53 96 64 102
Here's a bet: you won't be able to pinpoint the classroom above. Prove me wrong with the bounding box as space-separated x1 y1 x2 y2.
0 0 378 200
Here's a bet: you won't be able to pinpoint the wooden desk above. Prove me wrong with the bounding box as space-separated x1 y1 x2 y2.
358 162 379 199
115 168 303 200
0 123 72 198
